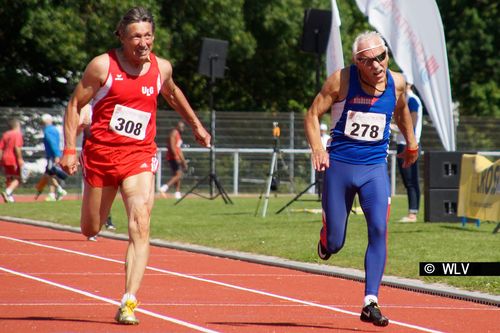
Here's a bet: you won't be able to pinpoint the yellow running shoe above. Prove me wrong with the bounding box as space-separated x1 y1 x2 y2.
115 299 139 325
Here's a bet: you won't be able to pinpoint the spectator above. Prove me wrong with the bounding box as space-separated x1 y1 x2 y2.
320 123 330 149
160 120 187 199
0 118 24 203
395 84 423 222
40 114 67 201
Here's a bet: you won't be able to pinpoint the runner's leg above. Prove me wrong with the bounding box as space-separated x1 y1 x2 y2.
357 164 390 297
120 171 155 296
321 160 356 253
80 180 118 237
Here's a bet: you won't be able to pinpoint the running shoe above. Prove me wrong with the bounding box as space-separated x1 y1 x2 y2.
87 236 97 242
174 191 182 199
159 184 169 198
56 188 67 201
105 216 116 230
398 215 417 223
45 195 56 202
360 301 389 327
115 299 139 325
317 240 331 260
1 192 15 203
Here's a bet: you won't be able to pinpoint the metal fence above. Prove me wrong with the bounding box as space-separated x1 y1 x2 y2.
23 146 406 195
5 107 499 197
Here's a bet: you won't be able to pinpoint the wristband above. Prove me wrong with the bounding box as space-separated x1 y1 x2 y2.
63 148 77 155
405 146 419 154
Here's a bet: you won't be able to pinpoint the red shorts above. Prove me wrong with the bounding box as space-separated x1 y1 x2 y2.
2 165 20 178
81 141 158 187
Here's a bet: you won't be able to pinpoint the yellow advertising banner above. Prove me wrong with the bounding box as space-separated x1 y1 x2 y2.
457 154 500 222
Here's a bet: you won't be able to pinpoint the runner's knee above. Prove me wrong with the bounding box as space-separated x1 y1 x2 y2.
81 221 100 237
326 235 345 253
128 205 151 237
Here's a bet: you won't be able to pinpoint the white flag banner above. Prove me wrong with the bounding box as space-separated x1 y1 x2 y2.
355 0 456 151
326 0 344 76
326 0 345 134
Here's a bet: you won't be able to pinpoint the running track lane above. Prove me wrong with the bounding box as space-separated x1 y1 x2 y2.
0 221 498 333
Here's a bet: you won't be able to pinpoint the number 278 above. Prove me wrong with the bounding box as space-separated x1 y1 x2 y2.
349 123 379 138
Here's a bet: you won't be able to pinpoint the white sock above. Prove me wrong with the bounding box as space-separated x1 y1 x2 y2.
5 189 12 195
121 293 137 306
364 295 378 306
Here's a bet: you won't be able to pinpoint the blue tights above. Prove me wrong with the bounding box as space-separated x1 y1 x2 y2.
321 160 390 297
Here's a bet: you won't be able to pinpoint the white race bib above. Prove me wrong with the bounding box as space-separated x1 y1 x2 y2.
344 110 386 142
109 104 151 140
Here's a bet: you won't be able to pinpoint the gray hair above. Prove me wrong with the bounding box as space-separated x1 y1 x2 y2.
115 7 155 37
352 31 386 56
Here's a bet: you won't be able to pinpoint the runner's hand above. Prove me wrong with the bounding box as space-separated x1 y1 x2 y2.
311 149 329 171
60 154 79 175
193 126 211 148
397 147 419 168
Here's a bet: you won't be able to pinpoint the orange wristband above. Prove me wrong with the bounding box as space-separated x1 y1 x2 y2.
405 146 419 154
63 148 77 155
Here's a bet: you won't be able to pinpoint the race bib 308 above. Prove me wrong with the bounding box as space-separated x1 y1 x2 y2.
109 104 151 140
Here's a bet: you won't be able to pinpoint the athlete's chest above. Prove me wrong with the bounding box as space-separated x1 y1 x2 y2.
107 71 160 100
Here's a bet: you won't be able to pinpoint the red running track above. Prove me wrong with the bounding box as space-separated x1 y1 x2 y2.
0 220 498 333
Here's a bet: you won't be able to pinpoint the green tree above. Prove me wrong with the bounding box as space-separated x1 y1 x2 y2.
0 0 497 118
437 0 499 116
0 0 168 106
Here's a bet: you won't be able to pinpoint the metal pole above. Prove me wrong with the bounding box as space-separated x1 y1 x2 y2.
314 29 321 93
209 55 217 197
233 151 239 195
262 151 277 217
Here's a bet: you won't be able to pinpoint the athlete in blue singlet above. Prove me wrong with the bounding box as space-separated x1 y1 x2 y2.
304 31 419 327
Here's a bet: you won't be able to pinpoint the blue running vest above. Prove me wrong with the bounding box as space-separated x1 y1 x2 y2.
329 65 396 165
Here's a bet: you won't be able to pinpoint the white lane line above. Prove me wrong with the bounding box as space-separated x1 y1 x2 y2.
0 235 444 333
0 302 495 311
0 266 219 333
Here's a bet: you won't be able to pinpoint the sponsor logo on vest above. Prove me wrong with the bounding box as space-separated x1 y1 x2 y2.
115 74 124 81
142 86 154 96
348 96 379 105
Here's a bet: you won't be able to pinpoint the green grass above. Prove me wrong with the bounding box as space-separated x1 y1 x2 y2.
1 195 499 295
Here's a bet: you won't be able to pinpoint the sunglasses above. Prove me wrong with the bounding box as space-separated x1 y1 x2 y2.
357 50 387 66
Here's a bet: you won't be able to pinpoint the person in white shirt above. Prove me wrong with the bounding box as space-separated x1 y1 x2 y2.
395 84 423 222
320 123 330 149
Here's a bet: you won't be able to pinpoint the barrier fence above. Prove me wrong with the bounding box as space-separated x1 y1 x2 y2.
19 147 499 198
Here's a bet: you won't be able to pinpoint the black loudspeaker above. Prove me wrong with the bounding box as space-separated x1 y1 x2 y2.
424 151 468 189
424 189 461 222
198 38 229 79
424 151 476 222
300 8 332 54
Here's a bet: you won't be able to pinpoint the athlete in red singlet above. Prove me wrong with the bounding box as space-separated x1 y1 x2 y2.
0 118 25 203
160 120 187 199
60 7 211 325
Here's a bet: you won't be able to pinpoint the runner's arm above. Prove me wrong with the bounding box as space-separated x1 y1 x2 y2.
61 55 108 174
158 58 211 148
304 70 342 171
393 74 418 168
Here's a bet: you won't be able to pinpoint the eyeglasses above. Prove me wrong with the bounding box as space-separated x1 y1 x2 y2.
356 50 387 66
